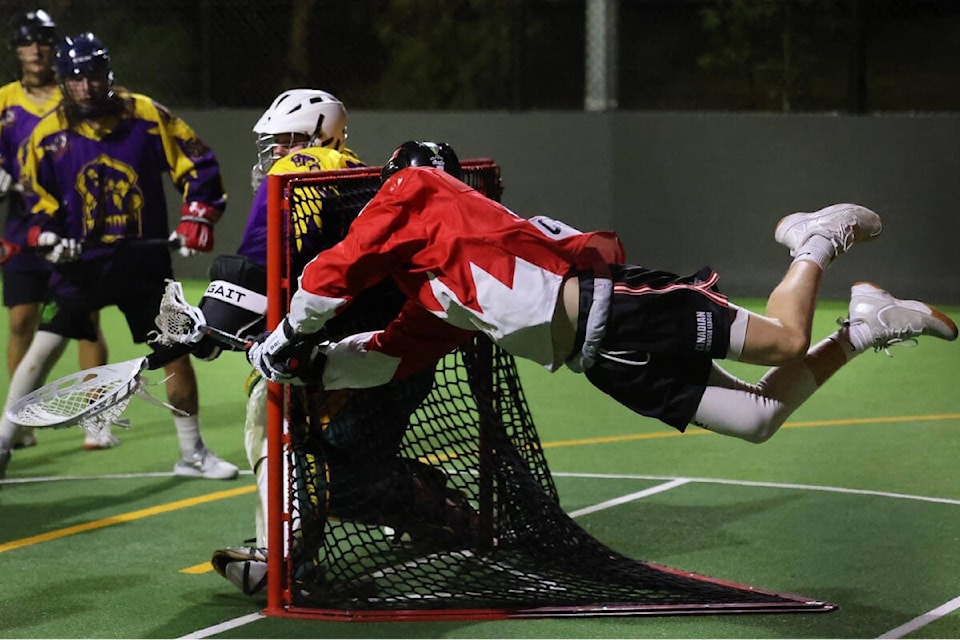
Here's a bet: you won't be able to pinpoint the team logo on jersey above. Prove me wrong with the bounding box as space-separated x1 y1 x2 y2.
76 155 144 239
694 311 714 353
46 132 70 160
1 109 15 126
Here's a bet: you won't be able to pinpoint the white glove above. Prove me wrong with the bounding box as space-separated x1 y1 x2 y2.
247 319 302 384
168 230 196 257
0 167 13 197
37 232 82 264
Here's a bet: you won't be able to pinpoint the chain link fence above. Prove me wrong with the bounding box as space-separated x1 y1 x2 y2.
3 0 959 112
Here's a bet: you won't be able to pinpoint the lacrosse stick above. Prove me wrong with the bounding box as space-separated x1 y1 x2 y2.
4 357 184 440
151 279 252 350
152 280 326 381
0 236 181 266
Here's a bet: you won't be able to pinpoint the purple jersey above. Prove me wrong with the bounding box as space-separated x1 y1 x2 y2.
0 80 60 271
19 91 226 267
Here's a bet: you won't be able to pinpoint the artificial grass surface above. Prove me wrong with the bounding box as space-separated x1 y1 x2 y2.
1 283 959 638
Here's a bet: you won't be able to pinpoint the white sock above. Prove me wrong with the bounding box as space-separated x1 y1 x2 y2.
173 415 203 458
791 235 835 270
844 322 874 353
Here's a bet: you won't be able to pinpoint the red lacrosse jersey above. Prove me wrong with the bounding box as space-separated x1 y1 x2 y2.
289 167 625 388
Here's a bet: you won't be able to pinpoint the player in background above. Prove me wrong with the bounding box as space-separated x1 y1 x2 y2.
0 32 238 481
0 10 113 451
248 140 958 449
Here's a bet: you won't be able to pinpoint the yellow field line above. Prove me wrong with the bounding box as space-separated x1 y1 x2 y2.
2 412 958 557
0 485 255 554
541 413 960 449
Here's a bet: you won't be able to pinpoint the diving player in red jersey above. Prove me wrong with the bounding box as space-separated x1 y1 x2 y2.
249 140 957 445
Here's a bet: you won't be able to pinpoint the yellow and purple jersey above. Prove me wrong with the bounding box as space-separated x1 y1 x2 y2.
19 91 226 251
237 145 363 266
0 80 60 268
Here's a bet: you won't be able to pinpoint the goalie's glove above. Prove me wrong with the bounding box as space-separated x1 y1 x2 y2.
247 318 327 385
27 228 81 264
170 201 223 257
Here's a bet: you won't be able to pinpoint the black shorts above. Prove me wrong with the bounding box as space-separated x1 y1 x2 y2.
583 264 731 431
37 247 173 343
2 267 51 307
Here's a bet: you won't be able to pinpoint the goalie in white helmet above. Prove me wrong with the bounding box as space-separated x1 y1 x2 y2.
249 88 354 192
239 89 362 265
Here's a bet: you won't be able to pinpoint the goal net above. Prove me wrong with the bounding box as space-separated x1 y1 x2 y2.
262 162 835 621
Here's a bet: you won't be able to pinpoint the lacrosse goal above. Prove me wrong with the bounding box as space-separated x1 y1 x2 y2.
261 162 835 621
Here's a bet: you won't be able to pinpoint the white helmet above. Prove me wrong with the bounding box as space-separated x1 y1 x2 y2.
250 89 348 190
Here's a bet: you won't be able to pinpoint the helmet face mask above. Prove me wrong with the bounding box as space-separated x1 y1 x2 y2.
9 9 57 49
251 89 348 182
55 33 115 116
381 140 462 185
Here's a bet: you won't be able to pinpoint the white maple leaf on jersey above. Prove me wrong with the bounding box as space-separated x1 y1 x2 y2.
428 256 563 367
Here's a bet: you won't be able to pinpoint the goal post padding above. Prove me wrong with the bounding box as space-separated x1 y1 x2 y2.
262 163 836 620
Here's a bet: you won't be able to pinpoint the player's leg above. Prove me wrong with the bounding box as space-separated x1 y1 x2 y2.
736 203 882 366
6 302 42 449
78 311 108 369
4 267 50 449
0 330 70 478
211 374 270 594
6 302 40 374
694 285 957 443
122 288 238 480
243 374 269 548
163 354 238 480
77 310 121 450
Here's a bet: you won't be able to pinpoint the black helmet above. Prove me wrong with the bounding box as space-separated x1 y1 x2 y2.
381 140 462 184
9 9 57 49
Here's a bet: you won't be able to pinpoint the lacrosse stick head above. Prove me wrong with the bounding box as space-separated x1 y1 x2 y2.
152 279 207 346
5 358 148 437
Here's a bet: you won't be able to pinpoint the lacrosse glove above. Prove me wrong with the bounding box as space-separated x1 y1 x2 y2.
27 228 81 264
247 319 327 385
170 201 222 257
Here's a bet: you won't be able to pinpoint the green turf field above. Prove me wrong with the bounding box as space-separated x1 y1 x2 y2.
1 281 958 639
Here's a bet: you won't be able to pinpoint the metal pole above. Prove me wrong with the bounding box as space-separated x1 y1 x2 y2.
585 0 619 112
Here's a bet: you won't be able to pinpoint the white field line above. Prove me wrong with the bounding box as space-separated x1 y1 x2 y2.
0 469 254 485
178 611 264 639
567 478 691 518
552 471 960 507
876 595 960 639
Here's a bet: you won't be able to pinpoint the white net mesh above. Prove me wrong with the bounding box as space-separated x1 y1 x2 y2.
153 279 206 346
6 358 147 430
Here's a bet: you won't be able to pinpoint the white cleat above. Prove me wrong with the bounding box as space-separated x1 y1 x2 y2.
848 282 958 352
211 546 268 595
775 203 882 257
174 446 239 480
83 424 122 450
